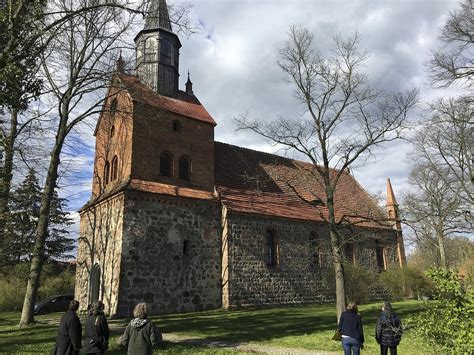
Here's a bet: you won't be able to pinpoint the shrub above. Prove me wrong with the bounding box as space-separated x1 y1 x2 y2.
344 264 380 303
378 267 433 300
0 262 75 311
409 268 474 354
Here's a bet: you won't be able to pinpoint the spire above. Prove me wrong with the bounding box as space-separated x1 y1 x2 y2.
386 178 398 207
185 70 194 95
144 0 172 32
386 178 407 267
116 51 125 73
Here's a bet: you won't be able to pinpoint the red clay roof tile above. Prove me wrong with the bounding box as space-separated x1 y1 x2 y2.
214 142 391 229
118 73 216 126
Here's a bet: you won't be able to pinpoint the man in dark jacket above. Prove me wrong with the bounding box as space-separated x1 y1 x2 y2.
338 302 365 355
52 300 82 355
83 301 110 355
121 303 162 355
375 302 403 355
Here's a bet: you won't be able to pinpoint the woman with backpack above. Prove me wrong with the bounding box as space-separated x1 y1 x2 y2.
375 302 403 355
83 301 110 355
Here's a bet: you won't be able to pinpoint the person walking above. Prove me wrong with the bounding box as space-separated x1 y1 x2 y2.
375 302 403 355
338 302 365 355
52 300 82 355
83 301 110 355
121 303 162 355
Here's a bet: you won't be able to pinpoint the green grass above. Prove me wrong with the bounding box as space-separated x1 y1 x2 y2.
0 300 433 354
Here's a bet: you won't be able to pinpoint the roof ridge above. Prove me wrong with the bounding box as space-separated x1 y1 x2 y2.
214 141 343 174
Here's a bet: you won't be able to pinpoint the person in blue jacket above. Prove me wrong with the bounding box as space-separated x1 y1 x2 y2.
338 302 365 355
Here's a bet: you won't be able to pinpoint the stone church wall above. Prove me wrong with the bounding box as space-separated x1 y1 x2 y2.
75 194 125 316
223 213 334 308
116 191 221 316
223 212 401 308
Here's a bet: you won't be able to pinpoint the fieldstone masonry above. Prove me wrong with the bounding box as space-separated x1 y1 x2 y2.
116 191 222 316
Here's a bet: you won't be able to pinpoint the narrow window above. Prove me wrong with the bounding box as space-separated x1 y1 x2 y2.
172 120 181 132
111 156 118 181
178 156 190 181
145 37 157 61
375 239 386 271
344 242 354 264
160 152 172 177
110 99 118 117
104 161 110 185
265 229 279 268
309 232 322 268
183 240 189 256
110 125 115 138
160 38 172 65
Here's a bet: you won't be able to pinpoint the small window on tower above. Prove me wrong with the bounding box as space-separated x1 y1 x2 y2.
110 125 115 137
160 151 172 177
178 156 190 181
110 99 118 117
172 120 181 133
160 38 172 65
104 161 110 185
145 37 157 61
183 240 189 256
111 156 118 181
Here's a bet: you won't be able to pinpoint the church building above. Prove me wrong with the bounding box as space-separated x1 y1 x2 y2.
75 0 406 317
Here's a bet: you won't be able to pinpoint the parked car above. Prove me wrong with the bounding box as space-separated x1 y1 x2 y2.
34 294 74 315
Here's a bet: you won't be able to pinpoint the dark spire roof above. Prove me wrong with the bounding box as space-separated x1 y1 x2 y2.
144 0 172 32
185 70 194 95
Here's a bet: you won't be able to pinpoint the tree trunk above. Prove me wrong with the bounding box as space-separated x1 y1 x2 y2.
0 108 18 238
19 125 66 326
326 188 346 321
436 225 447 268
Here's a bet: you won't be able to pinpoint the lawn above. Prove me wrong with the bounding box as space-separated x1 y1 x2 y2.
0 300 431 354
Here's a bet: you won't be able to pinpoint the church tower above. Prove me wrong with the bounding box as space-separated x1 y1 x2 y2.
386 178 407 267
135 0 181 96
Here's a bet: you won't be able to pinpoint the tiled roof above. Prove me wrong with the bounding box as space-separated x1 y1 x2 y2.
214 142 391 229
118 73 216 126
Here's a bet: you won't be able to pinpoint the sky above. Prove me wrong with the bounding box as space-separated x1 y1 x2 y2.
62 0 466 234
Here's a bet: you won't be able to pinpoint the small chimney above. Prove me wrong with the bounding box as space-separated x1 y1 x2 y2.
185 70 194 96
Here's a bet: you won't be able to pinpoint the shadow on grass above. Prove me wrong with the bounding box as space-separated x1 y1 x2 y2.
156 305 338 344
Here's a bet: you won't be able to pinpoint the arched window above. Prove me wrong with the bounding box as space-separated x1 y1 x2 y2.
309 232 323 268
265 229 279 268
375 239 386 271
110 99 118 117
172 120 181 133
111 156 118 181
104 161 110 185
110 125 115 138
344 241 355 264
89 263 101 304
160 151 172 177
178 156 190 181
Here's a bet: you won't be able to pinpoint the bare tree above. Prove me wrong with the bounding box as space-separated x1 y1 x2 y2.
18 0 137 326
428 0 474 88
413 96 472 207
403 163 467 268
235 26 418 319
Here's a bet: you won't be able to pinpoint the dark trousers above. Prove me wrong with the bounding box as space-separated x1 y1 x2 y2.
381 344 397 355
